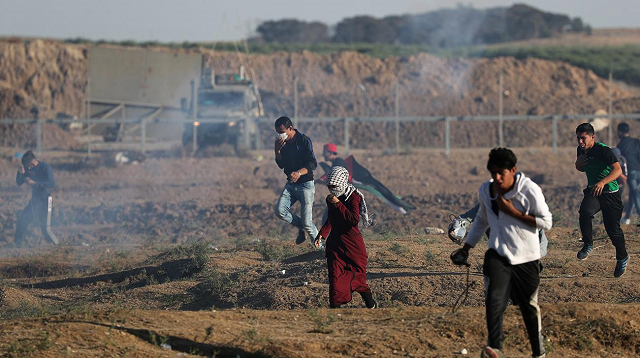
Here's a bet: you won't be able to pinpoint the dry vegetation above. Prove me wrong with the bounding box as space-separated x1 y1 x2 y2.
0 147 638 357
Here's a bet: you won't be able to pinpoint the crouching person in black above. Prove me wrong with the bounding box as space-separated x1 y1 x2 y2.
14 151 58 247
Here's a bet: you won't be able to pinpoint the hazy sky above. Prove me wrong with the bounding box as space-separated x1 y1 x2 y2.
1 0 638 42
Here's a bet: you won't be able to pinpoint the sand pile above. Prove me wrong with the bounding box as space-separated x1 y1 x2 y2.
204 50 634 117
0 123 80 149
1 40 639 149
0 39 85 148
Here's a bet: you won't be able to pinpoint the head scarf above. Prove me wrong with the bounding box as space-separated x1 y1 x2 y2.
326 166 375 227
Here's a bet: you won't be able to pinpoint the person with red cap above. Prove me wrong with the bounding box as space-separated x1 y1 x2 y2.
321 143 348 171
318 143 416 215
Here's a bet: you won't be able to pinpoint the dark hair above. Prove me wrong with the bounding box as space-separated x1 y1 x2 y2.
274 116 293 129
618 122 630 134
21 150 36 167
576 123 595 135
487 147 517 170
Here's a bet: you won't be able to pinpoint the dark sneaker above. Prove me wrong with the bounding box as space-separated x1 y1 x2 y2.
480 346 504 358
368 299 378 309
614 255 629 278
577 243 593 260
295 230 306 245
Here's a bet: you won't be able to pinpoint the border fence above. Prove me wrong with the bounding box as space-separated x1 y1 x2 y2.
1 113 639 156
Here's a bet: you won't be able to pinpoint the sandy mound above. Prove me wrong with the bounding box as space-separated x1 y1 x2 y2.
0 39 86 119
205 50 634 117
0 122 80 149
1 40 639 149
0 40 85 149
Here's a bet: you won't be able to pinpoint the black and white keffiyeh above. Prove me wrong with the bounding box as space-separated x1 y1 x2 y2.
326 166 375 227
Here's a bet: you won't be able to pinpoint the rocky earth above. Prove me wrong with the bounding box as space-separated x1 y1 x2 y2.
0 148 638 357
1 39 640 150
0 148 640 357
1 36 640 358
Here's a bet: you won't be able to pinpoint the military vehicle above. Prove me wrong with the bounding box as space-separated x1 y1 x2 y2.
85 47 262 150
181 66 261 150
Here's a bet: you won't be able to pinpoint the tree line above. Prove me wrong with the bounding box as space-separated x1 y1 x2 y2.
254 4 591 47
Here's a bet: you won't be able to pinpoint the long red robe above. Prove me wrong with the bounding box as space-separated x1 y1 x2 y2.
319 193 371 307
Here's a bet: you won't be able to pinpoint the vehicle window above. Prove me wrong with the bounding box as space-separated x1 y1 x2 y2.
198 92 244 108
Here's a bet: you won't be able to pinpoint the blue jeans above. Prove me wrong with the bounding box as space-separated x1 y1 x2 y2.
275 181 318 239
625 170 640 218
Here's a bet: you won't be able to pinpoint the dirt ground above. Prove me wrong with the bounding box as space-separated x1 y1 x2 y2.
0 147 638 357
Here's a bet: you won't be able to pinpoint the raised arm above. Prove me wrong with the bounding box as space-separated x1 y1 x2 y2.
274 138 285 169
16 168 25 186
333 194 361 226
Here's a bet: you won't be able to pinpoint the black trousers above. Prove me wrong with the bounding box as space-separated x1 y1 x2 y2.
484 249 545 357
15 197 58 245
579 189 628 260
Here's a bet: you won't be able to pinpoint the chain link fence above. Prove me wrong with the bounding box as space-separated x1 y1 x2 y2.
2 113 639 156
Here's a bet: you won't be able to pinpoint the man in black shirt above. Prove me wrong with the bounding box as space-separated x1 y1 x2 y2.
320 143 348 170
575 123 628 277
616 122 640 224
15 151 59 247
274 116 319 245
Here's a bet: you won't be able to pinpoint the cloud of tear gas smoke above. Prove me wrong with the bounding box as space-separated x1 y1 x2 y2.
398 4 573 48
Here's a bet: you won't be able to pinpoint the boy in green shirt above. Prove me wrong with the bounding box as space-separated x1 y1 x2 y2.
575 123 629 277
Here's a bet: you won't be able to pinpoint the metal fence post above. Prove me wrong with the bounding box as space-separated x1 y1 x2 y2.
87 118 91 156
119 103 126 142
344 117 351 156
255 119 262 150
86 78 91 156
192 121 198 155
192 80 199 155
293 76 298 128
552 116 558 154
445 116 451 156
395 82 400 153
608 70 613 146
498 73 504 147
36 119 42 155
141 118 146 154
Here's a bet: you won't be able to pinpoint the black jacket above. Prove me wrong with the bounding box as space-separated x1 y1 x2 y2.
617 136 640 172
16 161 55 202
275 130 317 183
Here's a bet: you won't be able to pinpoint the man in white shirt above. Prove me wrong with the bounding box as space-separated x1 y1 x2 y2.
451 148 552 358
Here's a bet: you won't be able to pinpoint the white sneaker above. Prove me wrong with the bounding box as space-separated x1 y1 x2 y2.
621 218 631 225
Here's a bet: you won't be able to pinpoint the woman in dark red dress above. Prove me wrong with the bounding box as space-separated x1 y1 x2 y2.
314 166 377 308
